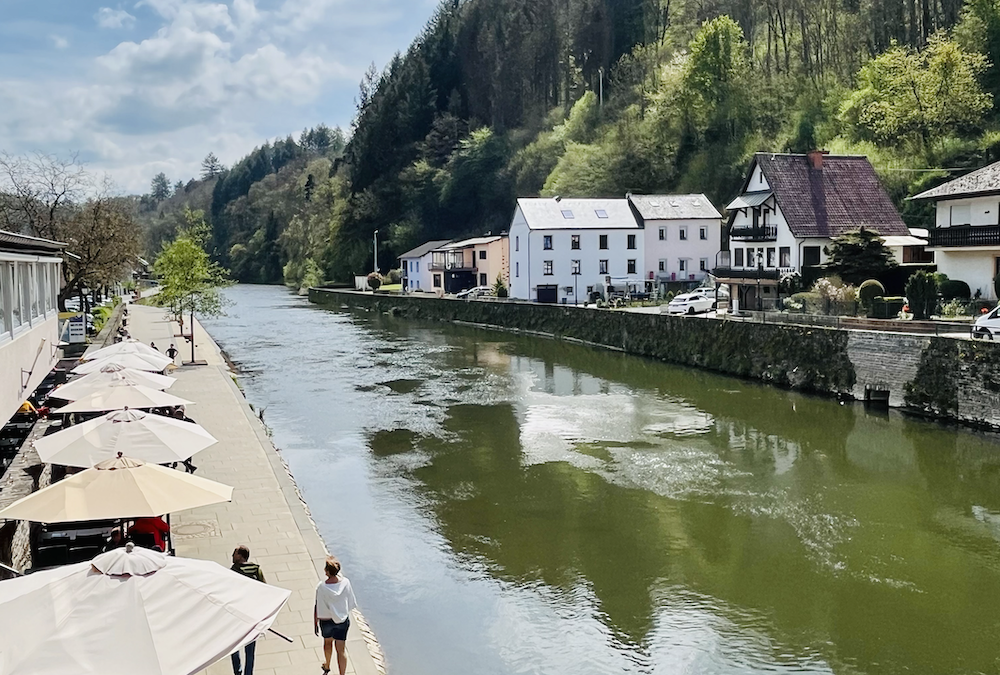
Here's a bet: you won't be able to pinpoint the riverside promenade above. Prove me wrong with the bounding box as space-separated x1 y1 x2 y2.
120 301 385 675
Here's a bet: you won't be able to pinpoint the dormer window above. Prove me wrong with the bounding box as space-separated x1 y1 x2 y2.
595 209 608 219
561 210 574 219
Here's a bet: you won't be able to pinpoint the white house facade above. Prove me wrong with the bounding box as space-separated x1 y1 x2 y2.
509 198 644 303
399 239 451 293
716 151 909 311
912 162 1000 300
629 194 722 289
0 231 64 426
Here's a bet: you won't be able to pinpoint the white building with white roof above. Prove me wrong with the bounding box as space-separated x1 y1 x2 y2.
628 194 722 288
509 198 644 303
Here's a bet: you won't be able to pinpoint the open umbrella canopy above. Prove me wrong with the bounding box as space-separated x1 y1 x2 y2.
51 366 175 400
0 455 232 522
85 338 164 361
33 409 216 468
57 382 192 414
0 544 290 675
74 352 173 374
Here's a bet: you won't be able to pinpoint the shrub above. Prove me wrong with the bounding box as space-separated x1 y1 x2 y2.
857 279 885 311
939 279 971 301
906 270 938 319
386 269 402 284
493 274 509 298
941 299 970 317
367 272 383 291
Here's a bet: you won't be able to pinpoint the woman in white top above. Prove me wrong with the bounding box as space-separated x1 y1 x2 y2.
314 555 358 675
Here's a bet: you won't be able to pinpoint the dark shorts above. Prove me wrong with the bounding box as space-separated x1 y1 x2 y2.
319 618 350 641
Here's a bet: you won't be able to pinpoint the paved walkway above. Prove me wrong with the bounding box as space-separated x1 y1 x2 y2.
121 301 385 675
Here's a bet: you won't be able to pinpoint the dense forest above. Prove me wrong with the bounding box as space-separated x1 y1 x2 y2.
138 0 1000 289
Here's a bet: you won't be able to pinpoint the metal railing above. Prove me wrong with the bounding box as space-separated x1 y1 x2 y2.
711 266 781 281
730 224 779 241
927 224 1000 247
722 311 974 336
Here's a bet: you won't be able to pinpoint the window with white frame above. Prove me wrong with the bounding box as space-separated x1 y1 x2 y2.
571 260 581 275
515 236 519 251
679 227 688 241
0 264 6 335
699 227 707 240
599 260 608 274
9 264 21 329
35 264 46 316
571 235 580 249
516 262 519 277
543 235 553 250
18 263 30 326
627 235 636 249
659 228 665 240
700 258 708 271
627 259 636 274
543 260 553 275
658 260 665 272
734 249 744 267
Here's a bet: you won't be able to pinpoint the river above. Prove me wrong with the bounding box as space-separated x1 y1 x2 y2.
203 284 1000 675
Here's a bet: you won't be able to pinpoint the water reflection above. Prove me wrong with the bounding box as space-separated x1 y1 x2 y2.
205 286 1000 675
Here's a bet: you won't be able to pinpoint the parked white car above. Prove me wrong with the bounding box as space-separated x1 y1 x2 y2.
456 286 494 299
973 305 1000 339
664 292 716 315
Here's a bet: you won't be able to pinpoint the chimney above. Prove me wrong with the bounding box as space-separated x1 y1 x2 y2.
807 149 829 170
554 195 562 202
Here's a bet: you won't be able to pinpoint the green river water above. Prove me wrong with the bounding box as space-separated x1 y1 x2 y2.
205 285 1000 675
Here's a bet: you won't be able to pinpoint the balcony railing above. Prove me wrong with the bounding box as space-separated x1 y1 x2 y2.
729 224 778 241
712 267 781 281
927 224 1000 248
428 262 477 271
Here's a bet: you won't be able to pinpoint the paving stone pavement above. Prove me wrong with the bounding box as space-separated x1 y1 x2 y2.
122 301 386 675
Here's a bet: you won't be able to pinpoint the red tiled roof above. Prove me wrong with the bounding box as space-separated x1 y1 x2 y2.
753 153 908 238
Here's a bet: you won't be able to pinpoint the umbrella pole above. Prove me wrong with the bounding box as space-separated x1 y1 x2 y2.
0 561 23 577
166 513 173 555
268 628 293 643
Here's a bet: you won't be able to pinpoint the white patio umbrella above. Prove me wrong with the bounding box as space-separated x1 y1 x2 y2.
0 455 232 522
33 408 217 468
85 338 164 361
0 544 290 675
51 365 175 400
74 352 173 374
57 382 192 414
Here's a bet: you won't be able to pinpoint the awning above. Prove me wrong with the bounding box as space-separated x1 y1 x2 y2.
882 235 928 247
726 191 773 210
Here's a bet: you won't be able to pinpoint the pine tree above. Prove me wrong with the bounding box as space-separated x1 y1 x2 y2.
150 173 171 203
201 153 225 180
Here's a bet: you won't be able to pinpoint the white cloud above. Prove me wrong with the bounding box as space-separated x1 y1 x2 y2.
96 8 137 29
0 0 437 192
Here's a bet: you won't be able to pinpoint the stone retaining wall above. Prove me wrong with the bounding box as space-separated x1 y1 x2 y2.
310 288 1000 429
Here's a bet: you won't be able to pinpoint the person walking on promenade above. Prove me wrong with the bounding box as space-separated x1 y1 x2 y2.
314 555 357 675
169 406 198 473
166 343 178 363
150 341 158 351
231 545 266 675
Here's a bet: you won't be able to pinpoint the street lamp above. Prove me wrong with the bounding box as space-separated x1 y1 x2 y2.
756 250 764 312
373 229 379 275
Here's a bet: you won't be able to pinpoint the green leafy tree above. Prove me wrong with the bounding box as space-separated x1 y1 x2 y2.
682 16 754 143
840 34 992 155
154 210 229 362
823 228 898 285
150 172 171 203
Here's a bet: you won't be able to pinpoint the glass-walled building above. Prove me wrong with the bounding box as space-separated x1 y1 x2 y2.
0 231 63 426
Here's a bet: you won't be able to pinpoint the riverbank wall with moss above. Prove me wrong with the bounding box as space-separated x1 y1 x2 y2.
309 289 1000 429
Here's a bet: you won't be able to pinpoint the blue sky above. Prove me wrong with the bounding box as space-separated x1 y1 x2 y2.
0 0 439 192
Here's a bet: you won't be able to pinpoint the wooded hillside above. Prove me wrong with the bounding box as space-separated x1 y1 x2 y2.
139 0 1000 288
